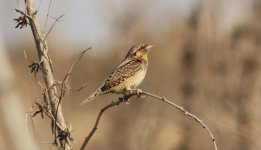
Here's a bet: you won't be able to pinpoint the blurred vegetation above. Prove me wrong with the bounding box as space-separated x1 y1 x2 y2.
1 0 261 150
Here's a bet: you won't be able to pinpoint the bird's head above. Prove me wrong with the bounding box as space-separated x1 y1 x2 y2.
125 43 153 60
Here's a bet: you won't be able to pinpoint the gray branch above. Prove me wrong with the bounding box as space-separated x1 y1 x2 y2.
24 0 71 149
81 91 218 150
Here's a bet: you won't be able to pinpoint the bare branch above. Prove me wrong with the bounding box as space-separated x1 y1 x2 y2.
43 0 53 32
141 91 218 150
44 14 64 40
80 96 130 150
19 1 90 149
64 47 91 84
53 48 90 145
81 91 217 150
80 93 139 149
22 0 71 149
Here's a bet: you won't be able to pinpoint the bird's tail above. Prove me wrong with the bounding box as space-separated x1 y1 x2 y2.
80 88 102 105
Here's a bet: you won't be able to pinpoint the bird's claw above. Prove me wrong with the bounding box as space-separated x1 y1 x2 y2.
135 89 142 96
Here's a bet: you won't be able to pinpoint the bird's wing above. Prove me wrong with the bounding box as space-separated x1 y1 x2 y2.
101 59 142 92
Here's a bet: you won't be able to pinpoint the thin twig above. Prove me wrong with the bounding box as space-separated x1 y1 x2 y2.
65 47 91 84
81 93 137 150
81 91 218 150
44 14 64 40
141 91 218 150
43 0 53 32
53 48 90 145
80 98 125 150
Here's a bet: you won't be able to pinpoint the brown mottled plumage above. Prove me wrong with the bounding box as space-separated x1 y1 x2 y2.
101 59 143 92
80 43 152 105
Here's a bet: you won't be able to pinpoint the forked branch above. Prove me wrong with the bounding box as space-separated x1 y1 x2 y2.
53 48 90 142
81 91 218 150
17 0 72 149
80 94 135 150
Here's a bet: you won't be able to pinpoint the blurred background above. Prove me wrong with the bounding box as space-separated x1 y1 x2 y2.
0 0 261 150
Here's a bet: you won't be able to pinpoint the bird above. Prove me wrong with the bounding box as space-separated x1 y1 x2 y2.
80 43 153 105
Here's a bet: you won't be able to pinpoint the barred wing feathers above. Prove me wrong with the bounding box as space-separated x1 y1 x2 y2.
101 59 142 92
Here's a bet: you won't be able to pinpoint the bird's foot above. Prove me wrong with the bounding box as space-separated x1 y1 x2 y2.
130 89 145 98
135 89 144 98
122 88 144 104
126 88 142 95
